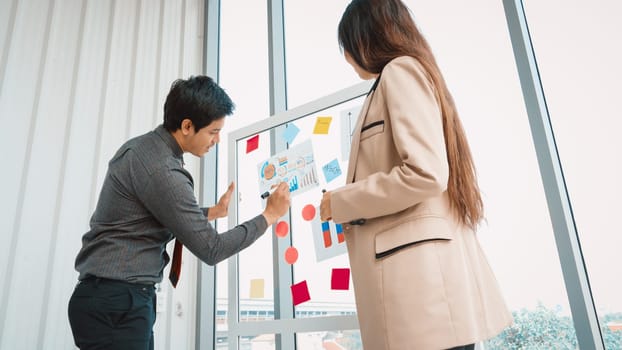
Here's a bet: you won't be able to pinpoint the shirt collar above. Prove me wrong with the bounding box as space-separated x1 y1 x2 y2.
154 124 184 160
368 74 381 95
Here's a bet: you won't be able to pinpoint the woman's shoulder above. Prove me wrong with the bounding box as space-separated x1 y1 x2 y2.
380 56 433 89
384 55 426 74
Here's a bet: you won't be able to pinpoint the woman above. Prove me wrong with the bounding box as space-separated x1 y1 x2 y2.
319 1 513 349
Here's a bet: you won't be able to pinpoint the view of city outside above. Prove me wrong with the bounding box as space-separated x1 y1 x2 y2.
215 0 621 348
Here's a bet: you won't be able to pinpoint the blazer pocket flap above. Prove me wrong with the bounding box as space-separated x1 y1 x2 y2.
375 216 452 255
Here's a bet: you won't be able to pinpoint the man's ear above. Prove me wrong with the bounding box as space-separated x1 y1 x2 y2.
180 118 194 135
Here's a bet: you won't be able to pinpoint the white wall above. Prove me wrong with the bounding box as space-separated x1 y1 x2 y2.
0 0 206 349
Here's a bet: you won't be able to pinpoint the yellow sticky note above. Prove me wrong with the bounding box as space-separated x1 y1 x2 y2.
313 116 332 134
250 278 265 299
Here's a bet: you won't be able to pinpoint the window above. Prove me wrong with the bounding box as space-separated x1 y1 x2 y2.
218 0 270 333
403 0 578 347
283 0 360 108
211 0 617 348
523 1 622 347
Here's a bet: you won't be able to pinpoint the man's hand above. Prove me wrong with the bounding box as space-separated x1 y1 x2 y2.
262 182 291 225
207 182 235 221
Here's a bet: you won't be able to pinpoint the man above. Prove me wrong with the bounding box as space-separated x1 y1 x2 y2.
68 76 290 349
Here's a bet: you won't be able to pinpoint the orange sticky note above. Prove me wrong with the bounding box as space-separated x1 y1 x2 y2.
313 116 332 134
275 221 289 238
285 246 298 264
301 204 316 221
246 134 259 153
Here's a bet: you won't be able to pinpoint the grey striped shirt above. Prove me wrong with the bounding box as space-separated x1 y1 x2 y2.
75 125 268 284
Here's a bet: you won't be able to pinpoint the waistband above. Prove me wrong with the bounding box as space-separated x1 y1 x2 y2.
80 276 155 288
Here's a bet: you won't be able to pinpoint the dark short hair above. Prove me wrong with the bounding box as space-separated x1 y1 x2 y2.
163 76 235 132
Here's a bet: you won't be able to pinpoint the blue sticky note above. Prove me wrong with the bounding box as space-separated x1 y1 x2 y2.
322 159 342 183
283 123 300 144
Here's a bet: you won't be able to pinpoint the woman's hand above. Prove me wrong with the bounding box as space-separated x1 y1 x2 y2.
207 182 235 220
320 190 332 221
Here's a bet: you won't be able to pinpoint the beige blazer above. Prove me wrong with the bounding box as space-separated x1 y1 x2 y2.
331 56 512 350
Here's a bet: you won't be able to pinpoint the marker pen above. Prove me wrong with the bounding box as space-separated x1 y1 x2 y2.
260 187 278 199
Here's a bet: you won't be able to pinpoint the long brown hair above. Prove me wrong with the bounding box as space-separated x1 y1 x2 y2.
338 0 483 229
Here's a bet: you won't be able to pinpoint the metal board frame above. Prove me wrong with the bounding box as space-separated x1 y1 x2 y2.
226 81 371 349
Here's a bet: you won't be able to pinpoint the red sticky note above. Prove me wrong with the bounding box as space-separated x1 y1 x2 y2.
246 134 259 153
275 221 289 238
301 204 316 221
331 268 350 290
291 280 311 306
284 246 299 264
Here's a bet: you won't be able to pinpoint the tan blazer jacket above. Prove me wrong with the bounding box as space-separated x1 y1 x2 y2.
331 56 512 349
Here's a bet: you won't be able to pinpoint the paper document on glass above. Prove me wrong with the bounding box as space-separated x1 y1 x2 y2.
311 211 347 262
257 139 319 197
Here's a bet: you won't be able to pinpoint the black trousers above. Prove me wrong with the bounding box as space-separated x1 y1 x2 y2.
68 277 157 350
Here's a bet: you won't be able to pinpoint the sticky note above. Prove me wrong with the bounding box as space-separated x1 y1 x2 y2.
291 280 311 306
321 221 332 248
302 204 316 221
275 221 289 238
322 158 342 183
331 268 350 290
246 134 259 153
250 278 265 298
336 223 345 243
313 116 332 134
285 246 298 264
283 123 300 144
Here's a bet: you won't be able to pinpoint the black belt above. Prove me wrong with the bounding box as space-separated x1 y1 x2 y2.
80 276 155 288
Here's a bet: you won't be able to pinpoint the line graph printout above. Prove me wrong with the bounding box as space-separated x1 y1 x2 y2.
257 139 319 197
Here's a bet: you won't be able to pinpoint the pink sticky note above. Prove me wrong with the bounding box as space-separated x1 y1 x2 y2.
291 280 311 306
331 268 350 290
246 134 259 153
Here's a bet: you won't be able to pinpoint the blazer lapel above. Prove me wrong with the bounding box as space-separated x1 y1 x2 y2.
346 91 374 183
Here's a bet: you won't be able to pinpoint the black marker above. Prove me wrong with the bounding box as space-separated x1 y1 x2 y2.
260 188 277 199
